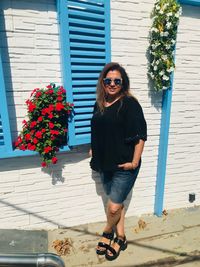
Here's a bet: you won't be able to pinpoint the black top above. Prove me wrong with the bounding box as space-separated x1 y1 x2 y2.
90 96 147 172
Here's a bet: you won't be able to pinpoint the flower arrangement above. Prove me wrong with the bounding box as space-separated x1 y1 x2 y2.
148 0 182 91
15 83 74 167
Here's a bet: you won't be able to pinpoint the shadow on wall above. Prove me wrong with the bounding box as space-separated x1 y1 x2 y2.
0 144 91 182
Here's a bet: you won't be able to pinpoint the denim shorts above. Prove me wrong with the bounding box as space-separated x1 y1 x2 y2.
100 164 141 204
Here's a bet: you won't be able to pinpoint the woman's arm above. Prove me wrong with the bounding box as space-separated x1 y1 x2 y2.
118 139 145 170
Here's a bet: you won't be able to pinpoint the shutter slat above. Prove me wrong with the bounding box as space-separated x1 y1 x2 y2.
69 26 105 35
68 1 104 12
70 34 105 43
75 127 91 134
69 18 105 28
75 120 91 127
75 114 93 120
74 100 95 107
73 87 96 93
71 58 106 63
71 65 103 71
72 80 98 86
68 10 105 20
74 107 93 113
70 42 105 50
72 73 99 78
71 50 105 57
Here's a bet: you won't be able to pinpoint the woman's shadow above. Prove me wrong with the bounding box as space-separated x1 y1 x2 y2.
91 170 133 215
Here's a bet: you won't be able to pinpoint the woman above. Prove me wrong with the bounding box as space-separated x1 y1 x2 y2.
90 62 147 261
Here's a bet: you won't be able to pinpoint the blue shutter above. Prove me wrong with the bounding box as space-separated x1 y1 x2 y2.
58 0 111 146
0 52 12 153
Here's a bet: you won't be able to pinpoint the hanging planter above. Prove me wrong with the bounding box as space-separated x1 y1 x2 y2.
148 0 182 91
14 83 74 167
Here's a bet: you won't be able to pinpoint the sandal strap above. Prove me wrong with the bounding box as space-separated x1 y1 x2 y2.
102 231 114 240
98 241 110 250
114 236 126 247
106 245 117 255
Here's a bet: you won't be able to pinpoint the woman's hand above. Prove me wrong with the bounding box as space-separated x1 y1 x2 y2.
118 162 138 170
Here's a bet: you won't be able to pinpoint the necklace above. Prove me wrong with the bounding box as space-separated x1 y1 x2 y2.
104 96 122 107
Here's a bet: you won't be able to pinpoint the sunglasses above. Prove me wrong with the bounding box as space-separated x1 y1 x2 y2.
103 78 122 86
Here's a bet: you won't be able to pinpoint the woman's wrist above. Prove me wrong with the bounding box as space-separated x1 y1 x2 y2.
131 161 139 169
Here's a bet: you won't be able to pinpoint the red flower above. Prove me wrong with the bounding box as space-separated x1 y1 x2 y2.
25 133 31 141
35 131 42 139
52 157 58 164
36 91 42 98
19 144 26 150
49 122 54 129
44 146 52 153
55 103 64 111
41 129 46 133
41 162 47 167
50 130 59 135
28 102 36 112
30 121 37 128
33 138 38 144
48 113 54 119
46 85 52 89
57 96 63 101
38 116 43 122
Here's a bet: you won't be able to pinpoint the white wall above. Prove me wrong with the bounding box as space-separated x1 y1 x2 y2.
164 5 200 209
1 0 198 230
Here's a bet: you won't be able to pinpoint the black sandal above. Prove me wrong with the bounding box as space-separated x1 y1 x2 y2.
96 231 114 255
105 236 127 261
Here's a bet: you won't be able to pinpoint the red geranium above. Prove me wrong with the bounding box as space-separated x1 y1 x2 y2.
15 83 73 167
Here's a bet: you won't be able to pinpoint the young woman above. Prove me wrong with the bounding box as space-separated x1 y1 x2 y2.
90 62 147 261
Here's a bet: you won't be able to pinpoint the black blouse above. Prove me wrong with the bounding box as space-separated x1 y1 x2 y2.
90 96 147 172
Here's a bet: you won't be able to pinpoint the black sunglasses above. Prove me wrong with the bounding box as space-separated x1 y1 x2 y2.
103 78 122 86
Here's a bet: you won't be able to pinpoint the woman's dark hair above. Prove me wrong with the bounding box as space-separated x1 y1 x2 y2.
96 62 133 112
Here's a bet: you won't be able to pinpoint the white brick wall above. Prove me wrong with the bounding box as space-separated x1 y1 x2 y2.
0 0 199 229
164 4 200 209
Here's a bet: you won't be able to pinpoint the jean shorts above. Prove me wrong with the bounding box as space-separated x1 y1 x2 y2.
100 163 141 204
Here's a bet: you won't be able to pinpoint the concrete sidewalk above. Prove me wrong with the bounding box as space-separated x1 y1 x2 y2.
0 206 199 267
48 206 200 267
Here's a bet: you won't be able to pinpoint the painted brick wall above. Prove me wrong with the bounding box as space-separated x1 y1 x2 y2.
164 4 200 209
0 0 161 229
1 0 198 229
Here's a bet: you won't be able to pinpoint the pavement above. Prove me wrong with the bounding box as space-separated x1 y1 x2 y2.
0 206 200 267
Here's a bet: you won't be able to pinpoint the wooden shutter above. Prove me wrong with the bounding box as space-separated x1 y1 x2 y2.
59 0 111 146
0 52 12 154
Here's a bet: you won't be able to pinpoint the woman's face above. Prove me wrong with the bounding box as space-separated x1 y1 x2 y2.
103 70 122 98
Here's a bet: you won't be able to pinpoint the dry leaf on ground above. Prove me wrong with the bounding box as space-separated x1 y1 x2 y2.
52 238 74 256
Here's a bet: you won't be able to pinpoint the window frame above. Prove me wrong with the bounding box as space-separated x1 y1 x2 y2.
0 0 111 159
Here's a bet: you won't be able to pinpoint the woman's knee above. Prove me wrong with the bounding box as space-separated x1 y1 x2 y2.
108 201 122 216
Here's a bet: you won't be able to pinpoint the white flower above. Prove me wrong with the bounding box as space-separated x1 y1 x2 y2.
159 71 164 76
167 67 174 73
163 75 169 81
179 7 182 15
159 10 164 15
165 44 171 49
160 32 164 37
156 5 160 10
156 60 160 65
166 22 172 29
162 86 168 90
161 55 168 60
167 12 173 17
171 39 176 45
163 32 169 37
149 72 155 79
151 27 159 33
153 66 158 71
175 12 180 18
